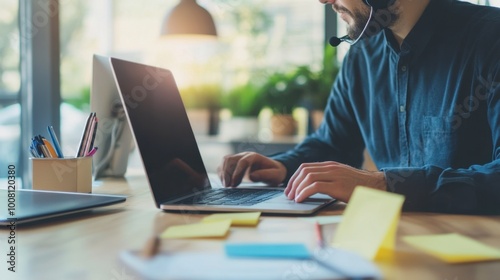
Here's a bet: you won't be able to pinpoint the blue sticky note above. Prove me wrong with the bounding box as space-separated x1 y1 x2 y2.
225 243 312 259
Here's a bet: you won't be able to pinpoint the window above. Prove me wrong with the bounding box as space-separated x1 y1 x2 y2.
59 0 324 106
58 0 324 155
0 1 20 184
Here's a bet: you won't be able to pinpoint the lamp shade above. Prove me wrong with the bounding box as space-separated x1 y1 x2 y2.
161 0 217 36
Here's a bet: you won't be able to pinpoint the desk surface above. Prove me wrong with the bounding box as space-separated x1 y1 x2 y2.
3 174 500 280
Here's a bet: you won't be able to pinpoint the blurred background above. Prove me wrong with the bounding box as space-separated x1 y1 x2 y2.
1 0 498 187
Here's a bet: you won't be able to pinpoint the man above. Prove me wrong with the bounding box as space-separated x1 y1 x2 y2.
218 0 500 214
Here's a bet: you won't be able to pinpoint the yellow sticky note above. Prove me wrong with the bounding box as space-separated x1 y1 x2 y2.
160 220 231 239
403 233 500 263
202 212 261 226
332 186 405 260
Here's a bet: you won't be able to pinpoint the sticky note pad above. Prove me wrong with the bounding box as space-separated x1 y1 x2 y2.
225 243 311 259
403 233 500 263
332 186 405 260
160 220 231 239
202 212 261 226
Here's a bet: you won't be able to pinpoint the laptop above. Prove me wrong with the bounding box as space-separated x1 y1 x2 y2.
110 57 336 214
91 54 134 179
0 189 126 225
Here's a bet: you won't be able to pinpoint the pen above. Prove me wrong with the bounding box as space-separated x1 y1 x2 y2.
30 137 41 158
88 117 98 152
315 221 325 248
139 236 160 259
83 115 98 156
86 146 98 157
47 125 64 158
35 135 49 158
39 143 50 158
29 146 38 158
76 112 96 157
42 137 57 158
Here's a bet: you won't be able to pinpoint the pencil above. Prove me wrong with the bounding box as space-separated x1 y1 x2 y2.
42 137 58 158
139 236 160 259
314 221 325 248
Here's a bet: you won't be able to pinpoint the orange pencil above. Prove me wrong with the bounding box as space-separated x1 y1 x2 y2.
315 221 325 248
42 138 58 158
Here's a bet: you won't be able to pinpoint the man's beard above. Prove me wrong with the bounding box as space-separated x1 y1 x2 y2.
347 8 371 40
346 6 399 40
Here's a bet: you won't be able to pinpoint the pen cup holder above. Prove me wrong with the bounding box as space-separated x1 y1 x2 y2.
31 157 92 193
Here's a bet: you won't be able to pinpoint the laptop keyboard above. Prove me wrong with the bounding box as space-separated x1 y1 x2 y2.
173 188 283 206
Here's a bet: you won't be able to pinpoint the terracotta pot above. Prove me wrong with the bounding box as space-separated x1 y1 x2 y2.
270 114 296 136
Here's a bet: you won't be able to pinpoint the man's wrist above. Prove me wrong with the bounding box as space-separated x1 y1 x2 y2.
372 171 387 191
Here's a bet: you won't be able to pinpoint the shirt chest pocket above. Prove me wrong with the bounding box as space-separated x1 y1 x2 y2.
421 116 458 168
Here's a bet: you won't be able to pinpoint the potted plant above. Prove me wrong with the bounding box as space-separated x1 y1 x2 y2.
262 47 339 135
220 82 264 139
222 82 264 118
260 68 311 136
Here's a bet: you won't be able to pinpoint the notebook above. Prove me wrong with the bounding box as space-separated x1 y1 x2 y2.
110 57 336 214
0 189 126 225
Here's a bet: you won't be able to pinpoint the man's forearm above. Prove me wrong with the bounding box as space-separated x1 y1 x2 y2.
382 162 500 214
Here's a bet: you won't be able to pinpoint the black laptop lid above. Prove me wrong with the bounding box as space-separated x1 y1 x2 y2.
0 190 126 225
110 57 211 208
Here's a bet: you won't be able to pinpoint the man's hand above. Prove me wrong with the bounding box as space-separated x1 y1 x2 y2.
284 161 387 203
218 152 287 187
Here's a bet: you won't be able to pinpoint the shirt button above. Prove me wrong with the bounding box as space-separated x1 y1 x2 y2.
399 105 405 112
401 65 407 72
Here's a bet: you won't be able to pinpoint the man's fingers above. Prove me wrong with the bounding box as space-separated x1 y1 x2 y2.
221 156 240 187
286 167 310 199
285 165 302 196
286 162 332 196
220 152 287 188
295 181 331 203
293 171 332 200
220 152 258 187
230 155 252 187
288 165 339 199
249 169 281 186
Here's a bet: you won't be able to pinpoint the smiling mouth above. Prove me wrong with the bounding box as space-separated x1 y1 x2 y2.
336 10 350 23
333 8 352 24
339 13 347 20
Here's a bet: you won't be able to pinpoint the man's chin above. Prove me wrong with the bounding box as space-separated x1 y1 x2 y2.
346 29 362 41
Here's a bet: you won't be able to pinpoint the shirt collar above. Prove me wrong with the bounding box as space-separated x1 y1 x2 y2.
384 0 452 56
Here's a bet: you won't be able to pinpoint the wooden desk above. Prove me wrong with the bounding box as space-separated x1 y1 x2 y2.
4 174 500 280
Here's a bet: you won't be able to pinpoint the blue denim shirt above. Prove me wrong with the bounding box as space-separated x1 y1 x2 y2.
272 0 500 214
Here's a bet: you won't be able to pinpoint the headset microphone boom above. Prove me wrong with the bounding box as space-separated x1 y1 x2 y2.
329 0 393 47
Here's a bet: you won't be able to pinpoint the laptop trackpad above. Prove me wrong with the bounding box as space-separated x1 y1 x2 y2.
263 193 334 205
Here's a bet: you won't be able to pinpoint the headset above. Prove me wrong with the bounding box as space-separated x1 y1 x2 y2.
329 0 394 46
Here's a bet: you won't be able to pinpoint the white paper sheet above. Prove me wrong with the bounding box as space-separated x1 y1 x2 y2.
119 246 382 280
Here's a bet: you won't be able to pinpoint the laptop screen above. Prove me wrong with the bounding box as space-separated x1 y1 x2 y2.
110 58 211 207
